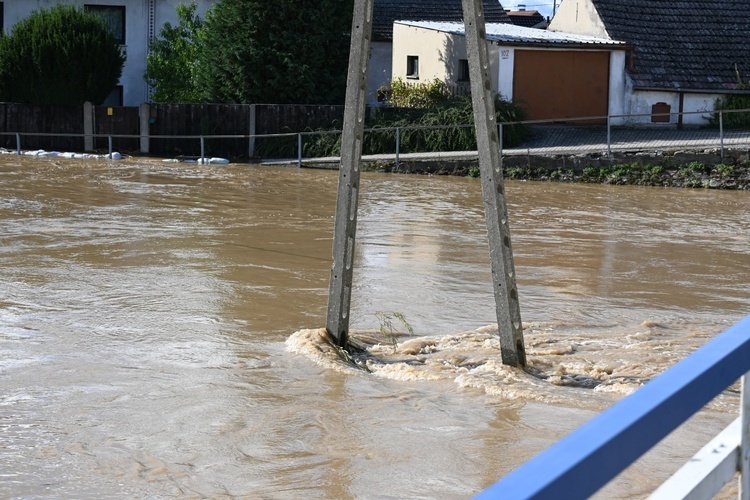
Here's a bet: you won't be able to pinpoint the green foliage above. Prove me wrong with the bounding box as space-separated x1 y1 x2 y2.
579 162 668 185
677 161 706 179
197 0 353 104
711 94 750 128
300 94 529 159
374 311 414 350
716 163 734 177
383 78 451 108
0 5 125 105
710 65 750 128
145 1 205 103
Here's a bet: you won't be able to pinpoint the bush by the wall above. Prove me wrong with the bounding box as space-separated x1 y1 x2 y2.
302 94 529 158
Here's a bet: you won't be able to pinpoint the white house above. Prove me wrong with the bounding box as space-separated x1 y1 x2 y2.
392 21 628 122
0 0 217 106
370 0 511 104
548 0 750 126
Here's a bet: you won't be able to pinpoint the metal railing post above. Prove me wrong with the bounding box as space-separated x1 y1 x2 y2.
607 115 612 160
16 133 21 155
298 133 303 168
498 123 503 159
741 372 750 500
200 136 205 164
719 111 725 159
108 136 113 158
395 127 401 169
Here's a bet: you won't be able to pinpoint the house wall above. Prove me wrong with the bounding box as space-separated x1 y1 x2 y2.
392 24 454 84
368 41 392 103
391 23 499 95
3 0 216 106
621 85 719 126
548 0 609 38
498 46 514 100
550 0 719 126
608 51 627 119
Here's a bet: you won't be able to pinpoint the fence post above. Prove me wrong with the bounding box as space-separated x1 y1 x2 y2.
108 136 113 158
248 104 256 159
139 103 150 154
498 123 503 158
395 127 401 169
607 115 612 160
298 133 303 168
719 111 725 159
16 133 21 155
83 101 95 152
741 372 750 500
200 136 205 164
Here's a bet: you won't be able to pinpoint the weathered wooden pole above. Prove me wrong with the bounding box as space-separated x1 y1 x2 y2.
462 0 526 367
325 0 374 347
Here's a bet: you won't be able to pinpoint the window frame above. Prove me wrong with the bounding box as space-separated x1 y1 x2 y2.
84 4 126 45
102 85 124 107
458 59 470 82
406 55 419 79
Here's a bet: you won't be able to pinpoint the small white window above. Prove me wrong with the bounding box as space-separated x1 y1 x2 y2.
406 55 419 79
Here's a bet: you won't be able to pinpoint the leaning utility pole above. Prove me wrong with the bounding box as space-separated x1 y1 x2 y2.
325 0 374 347
325 0 526 367
461 0 526 367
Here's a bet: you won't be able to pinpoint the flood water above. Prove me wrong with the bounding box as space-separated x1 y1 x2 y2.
1 155 748 498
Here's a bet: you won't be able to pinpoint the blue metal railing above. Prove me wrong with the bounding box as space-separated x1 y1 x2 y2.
476 314 750 499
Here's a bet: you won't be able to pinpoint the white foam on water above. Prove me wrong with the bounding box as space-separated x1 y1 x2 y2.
287 320 741 411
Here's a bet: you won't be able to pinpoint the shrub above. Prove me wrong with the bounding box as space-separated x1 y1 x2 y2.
709 65 750 128
300 92 529 159
384 78 451 109
0 5 124 105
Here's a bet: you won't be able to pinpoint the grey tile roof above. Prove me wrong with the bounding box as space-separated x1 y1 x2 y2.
373 0 511 41
506 10 546 29
592 0 750 91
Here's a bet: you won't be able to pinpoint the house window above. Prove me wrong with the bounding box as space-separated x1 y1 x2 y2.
102 86 124 106
85 5 126 45
458 59 470 82
406 55 419 79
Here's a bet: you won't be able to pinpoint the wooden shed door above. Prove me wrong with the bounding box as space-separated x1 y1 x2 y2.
513 50 610 122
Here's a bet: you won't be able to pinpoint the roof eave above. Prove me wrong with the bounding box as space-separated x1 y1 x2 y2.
493 41 629 50
632 85 749 95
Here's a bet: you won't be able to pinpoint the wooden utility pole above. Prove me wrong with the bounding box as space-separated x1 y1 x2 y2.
325 0 526 367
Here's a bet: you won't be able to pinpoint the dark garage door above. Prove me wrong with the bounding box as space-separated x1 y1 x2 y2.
513 50 610 121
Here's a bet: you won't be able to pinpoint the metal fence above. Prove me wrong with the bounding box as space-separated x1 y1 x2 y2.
2 108 750 165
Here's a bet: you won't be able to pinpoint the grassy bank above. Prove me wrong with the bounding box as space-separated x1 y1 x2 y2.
360 150 750 190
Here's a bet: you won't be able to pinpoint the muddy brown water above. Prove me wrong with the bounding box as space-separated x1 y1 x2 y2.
1 155 748 498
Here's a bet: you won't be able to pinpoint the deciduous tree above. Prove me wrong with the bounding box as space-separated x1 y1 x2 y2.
144 1 205 103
